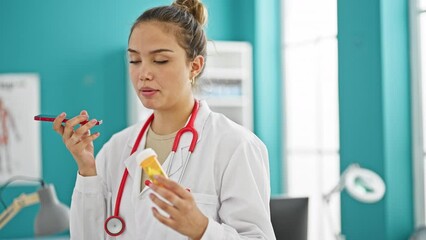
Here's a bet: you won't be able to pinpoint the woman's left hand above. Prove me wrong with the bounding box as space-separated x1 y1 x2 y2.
147 176 208 240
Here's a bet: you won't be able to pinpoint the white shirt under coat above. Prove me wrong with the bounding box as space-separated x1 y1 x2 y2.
70 100 276 239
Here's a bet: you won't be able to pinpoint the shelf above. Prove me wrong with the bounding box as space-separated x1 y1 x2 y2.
202 68 245 80
199 96 245 107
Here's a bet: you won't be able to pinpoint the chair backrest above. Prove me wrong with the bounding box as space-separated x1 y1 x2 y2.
270 196 309 240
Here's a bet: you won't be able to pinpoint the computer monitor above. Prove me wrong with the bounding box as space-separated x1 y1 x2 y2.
270 196 309 240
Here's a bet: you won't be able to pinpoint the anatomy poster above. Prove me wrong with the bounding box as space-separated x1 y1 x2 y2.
0 74 40 184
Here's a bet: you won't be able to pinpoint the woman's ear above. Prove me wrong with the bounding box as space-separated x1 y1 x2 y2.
191 55 205 78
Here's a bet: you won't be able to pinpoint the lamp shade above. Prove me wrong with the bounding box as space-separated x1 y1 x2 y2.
323 164 386 240
344 164 386 203
34 184 70 236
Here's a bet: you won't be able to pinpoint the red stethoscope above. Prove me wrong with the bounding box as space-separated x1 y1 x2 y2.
104 100 200 236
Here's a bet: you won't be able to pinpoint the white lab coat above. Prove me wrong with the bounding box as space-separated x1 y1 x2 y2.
70 101 276 240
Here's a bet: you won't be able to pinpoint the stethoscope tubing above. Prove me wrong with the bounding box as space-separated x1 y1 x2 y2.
104 100 199 237
114 114 154 215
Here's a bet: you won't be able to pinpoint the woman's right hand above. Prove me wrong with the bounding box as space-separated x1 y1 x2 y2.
52 110 101 176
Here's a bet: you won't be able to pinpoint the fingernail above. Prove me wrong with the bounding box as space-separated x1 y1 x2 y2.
90 119 97 124
145 180 152 186
60 112 66 117
186 188 191 192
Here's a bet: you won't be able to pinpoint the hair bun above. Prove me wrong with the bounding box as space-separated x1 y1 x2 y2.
173 0 208 26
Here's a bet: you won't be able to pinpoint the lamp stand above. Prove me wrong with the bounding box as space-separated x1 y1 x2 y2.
323 195 346 240
322 164 359 240
0 192 39 229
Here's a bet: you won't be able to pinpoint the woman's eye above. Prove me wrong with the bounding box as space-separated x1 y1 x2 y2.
129 60 141 64
154 60 168 64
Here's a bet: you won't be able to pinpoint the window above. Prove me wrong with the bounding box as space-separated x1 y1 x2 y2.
411 0 426 226
281 0 339 239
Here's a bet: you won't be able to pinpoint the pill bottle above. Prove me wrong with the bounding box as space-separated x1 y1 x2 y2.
136 148 168 184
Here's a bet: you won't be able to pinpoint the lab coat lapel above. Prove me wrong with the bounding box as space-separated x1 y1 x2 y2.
162 151 181 179
123 119 150 201
124 118 149 178
167 100 210 179
158 144 189 181
123 152 141 204
167 132 192 179
124 123 149 180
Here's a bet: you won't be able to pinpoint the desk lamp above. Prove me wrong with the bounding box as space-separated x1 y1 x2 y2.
323 164 386 240
0 177 70 236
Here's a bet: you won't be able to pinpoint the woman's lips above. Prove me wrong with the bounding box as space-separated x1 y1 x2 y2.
140 87 158 97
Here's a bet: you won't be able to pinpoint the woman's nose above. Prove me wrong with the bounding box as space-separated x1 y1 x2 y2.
138 64 153 81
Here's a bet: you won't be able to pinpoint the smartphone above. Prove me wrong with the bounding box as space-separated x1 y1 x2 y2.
34 114 103 125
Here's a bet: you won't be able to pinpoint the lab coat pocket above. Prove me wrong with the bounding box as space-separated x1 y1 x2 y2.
192 193 219 222
163 194 219 239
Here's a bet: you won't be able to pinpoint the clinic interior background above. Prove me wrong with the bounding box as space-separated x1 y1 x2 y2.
0 0 419 239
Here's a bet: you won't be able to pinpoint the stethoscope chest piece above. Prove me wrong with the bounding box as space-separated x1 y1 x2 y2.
105 215 126 236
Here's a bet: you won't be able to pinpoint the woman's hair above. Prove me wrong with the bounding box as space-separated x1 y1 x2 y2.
129 0 208 68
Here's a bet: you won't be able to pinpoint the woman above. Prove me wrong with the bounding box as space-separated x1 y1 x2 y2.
53 0 276 239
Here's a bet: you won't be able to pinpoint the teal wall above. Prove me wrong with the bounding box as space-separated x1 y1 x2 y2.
0 0 283 238
254 0 283 194
0 0 417 239
338 0 414 239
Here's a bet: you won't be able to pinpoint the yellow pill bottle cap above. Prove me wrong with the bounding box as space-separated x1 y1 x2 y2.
136 148 157 165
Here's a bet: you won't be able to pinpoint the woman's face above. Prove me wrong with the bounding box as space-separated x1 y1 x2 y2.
128 21 197 111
